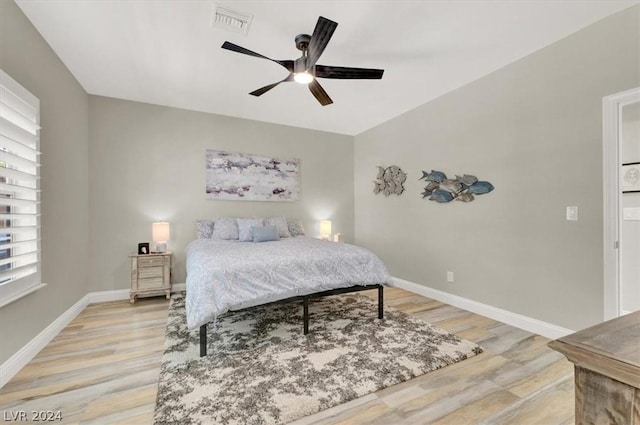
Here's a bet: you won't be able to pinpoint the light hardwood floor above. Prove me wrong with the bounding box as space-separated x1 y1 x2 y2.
0 288 575 424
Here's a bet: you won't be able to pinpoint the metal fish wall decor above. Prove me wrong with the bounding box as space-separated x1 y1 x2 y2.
373 165 407 196
419 170 494 203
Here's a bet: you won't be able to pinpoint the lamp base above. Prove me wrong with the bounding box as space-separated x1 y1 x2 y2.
155 242 167 253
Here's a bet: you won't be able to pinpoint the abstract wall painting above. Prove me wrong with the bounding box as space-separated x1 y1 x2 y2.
420 169 494 203
373 165 407 196
206 150 300 201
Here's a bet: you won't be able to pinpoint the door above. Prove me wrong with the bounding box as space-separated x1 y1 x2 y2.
603 87 640 320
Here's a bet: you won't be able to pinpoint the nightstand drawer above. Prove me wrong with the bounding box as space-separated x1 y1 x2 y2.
138 256 167 268
138 277 166 290
137 266 163 279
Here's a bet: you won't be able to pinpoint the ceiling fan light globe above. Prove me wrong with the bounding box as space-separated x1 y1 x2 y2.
294 72 314 84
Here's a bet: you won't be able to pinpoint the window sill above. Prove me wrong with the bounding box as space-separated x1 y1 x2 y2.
0 283 47 308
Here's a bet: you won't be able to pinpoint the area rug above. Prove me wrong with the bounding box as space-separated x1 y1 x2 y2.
153 292 482 425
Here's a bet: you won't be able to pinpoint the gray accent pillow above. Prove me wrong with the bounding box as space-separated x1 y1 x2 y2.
252 225 279 243
195 220 214 239
237 218 264 242
265 216 291 238
286 217 306 236
211 217 239 240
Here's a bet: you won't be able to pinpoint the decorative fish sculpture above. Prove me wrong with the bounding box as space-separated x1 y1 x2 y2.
383 168 392 181
429 189 454 203
456 192 475 202
419 168 492 203
375 165 407 197
424 170 446 183
425 181 439 191
455 174 478 186
440 179 464 193
467 181 494 195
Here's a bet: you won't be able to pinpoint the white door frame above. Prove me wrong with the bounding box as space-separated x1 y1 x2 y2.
603 87 640 320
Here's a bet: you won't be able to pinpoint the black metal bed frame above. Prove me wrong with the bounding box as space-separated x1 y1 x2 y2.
199 284 384 357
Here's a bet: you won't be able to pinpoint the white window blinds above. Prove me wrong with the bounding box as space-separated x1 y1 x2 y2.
0 69 42 307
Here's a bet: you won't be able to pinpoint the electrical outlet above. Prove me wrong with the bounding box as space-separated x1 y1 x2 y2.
447 271 454 283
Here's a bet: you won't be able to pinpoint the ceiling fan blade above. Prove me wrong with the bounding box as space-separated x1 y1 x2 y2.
222 41 269 60
249 74 294 97
306 17 338 69
221 42 293 72
308 79 333 106
315 65 384 79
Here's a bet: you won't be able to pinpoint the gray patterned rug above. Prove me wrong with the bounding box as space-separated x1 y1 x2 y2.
153 292 482 425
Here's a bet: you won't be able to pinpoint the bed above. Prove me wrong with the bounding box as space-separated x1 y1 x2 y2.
185 236 392 356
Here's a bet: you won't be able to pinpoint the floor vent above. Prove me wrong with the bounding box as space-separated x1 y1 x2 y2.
212 5 253 36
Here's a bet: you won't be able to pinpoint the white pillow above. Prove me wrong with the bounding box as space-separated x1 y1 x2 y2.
286 218 306 236
211 217 239 240
265 216 291 238
195 219 214 239
237 218 264 241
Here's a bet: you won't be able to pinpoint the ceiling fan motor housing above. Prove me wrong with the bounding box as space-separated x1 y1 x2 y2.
294 57 314 75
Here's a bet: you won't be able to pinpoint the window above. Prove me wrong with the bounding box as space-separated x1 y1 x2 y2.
0 69 42 307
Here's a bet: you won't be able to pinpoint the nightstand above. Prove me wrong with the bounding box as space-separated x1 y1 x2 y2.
129 252 171 303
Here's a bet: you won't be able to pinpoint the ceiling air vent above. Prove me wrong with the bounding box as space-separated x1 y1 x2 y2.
212 6 253 36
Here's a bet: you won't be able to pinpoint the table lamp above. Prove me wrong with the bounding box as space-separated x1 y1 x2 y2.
320 220 332 240
152 222 170 253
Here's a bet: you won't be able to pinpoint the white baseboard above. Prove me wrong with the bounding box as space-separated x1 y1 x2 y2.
392 277 574 340
0 293 90 388
87 289 130 303
86 283 185 304
0 283 186 389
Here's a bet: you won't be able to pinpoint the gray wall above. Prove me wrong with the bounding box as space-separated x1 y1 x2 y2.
354 5 640 331
0 0 90 364
88 96 353 291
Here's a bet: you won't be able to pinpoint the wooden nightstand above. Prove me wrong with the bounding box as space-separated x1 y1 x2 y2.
129 252 171 303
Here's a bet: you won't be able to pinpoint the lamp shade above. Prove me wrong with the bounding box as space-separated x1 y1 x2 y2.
152 222 170 242
320 220 332 237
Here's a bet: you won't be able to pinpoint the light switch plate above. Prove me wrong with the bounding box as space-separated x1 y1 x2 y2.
566 206 578 221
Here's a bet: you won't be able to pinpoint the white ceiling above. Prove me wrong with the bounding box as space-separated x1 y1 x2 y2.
16 0 638 135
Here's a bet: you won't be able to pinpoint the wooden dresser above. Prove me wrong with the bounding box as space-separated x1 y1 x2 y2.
548 311 640 425
129 252 172 303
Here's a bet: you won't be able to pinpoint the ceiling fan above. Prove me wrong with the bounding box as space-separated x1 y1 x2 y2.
221 16 384 106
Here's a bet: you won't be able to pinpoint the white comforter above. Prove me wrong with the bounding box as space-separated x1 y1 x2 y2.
185 237 392 330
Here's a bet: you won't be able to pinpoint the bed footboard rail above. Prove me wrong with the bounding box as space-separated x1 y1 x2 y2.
199 284 384 357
